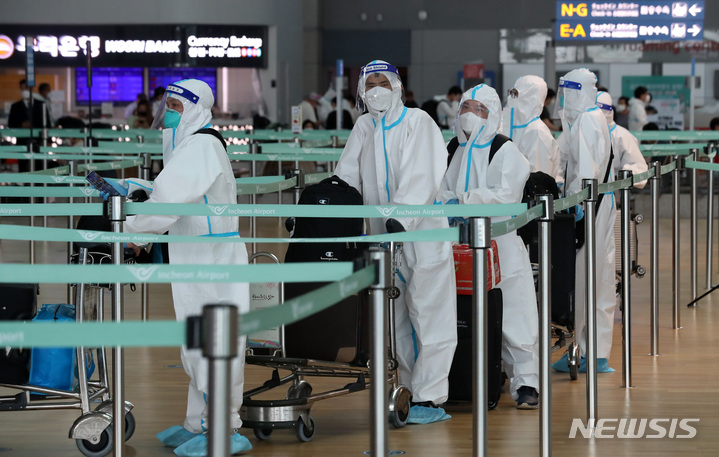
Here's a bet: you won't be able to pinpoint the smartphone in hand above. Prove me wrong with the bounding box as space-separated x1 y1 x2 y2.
86 171 122 196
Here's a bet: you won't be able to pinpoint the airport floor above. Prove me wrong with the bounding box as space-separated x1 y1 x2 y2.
1 213 718 456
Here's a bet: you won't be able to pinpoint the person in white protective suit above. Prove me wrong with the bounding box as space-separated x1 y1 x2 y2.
438 84 540 409
500 75 560 177
334 60 457 424
551 69 617 374
596 91 648 189
118 79 252 456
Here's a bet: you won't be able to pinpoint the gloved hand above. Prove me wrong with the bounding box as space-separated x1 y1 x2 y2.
446 198 459 205
574 204 584 222
385 218 406 233
99 179 129 201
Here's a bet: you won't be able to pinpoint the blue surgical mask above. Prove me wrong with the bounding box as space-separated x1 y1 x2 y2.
164 109 181 128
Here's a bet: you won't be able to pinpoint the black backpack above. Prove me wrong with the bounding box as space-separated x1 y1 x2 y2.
194 128 227 151
446 134 559 245
284 175 364 263
421 99 447 127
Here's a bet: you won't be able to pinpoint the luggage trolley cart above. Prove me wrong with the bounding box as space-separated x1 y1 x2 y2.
0 245 135 457
240 244 411 442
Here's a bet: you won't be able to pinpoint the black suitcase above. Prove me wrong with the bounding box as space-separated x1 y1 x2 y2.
448 288 503 409
283 176 368 364
0 283 39 384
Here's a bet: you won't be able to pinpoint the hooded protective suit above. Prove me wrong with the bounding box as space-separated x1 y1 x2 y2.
335 60 457 405
558 69 616 361
124 79 249 433
597 91 648 189
500 75 560 177
439 84 539 400
627 96 648 132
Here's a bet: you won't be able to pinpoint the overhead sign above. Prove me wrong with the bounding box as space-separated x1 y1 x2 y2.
556 1 706 41
0 25 267 68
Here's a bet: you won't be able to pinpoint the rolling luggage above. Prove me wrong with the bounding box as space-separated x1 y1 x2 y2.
0 284 39 384
448 289 504 408
283 176 368 363
448 243 503 408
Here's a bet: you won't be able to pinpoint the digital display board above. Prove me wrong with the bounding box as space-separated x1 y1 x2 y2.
149 67 217 97
0 25 267 68
75 67 144 104
556 1 705 42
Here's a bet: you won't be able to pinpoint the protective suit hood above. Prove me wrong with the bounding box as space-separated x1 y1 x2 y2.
165 79 214 148
503 75 547 138
597 91 616 128
558 68 598 129
454 84 502 146
356 60 405 123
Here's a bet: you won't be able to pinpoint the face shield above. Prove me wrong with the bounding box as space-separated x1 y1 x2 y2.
453 84 501 145
149 82 202 130
596 91 614 125
356 60 403 117
553 78 582 121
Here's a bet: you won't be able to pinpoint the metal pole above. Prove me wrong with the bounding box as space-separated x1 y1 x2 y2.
469 217 490 457
67 160 77 304
619 170 633 388
672 156 682 329
690 149 698 307
202 304 238 457
42 107 48 229
537 195 553 457
582 178 598 427
291 168 304 205
249 141 259 255
140 150 151 321
706 142 716 290
650 162 660 356
366 248 390 457
108 195 126 456
136 135 145 178
330 135 339 173
28 142 35 265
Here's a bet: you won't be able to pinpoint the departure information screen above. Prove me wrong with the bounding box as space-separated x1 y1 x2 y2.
76 67 144 103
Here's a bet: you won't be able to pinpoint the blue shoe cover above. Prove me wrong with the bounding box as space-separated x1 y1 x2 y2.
551 353 570 373
579 357 615 373
173 432 253 457
406 405 451 424
156 425 200 448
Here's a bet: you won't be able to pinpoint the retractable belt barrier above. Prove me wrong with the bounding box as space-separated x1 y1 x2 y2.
0 264 375 348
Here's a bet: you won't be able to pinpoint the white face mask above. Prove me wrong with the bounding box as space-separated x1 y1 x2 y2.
21 90 30 100
617 103 627 112
364 87 393 114
460 112 482 136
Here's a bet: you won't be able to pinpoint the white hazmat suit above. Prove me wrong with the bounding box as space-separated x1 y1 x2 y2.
335 60 457 407
557 69 616 363
439 84 539 401
500 75 560 177
124 79 249 434
597 91 648 189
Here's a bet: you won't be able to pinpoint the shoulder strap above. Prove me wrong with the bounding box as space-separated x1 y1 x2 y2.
488 133 511 166
447 137 460 156
194 128 227 151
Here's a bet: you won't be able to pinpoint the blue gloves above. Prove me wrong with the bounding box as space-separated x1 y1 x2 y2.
574 204 584 222
99 179 129 201
445 199 463 225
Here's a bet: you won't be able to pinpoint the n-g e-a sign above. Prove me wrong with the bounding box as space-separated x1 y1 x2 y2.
555 1 705 42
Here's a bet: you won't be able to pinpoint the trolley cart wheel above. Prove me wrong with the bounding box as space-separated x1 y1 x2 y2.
123 411 136 442
76 425 113 457
634 213 644 224
94 402 136 441
568 342 579 381
253 428 273 441
286 380 312 400
635 265 646 278
388 385 411 428
387 286 401 299
296 415 315 442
